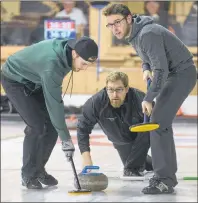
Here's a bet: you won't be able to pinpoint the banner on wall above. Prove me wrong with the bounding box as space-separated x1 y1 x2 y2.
44 18 76 40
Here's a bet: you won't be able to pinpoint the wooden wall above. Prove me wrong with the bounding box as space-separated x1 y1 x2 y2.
1 1 197 95
1 1 20 21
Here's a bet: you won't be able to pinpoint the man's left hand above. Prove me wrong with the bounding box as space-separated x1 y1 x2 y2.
142 101 153 116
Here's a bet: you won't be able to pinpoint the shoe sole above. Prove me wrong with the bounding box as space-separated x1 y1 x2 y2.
142 187 174 194
142 190 174 194
37 179 58 186
22 181 43 189
22 184 43 189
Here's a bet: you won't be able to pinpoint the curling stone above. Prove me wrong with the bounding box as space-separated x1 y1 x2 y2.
74 166 108 191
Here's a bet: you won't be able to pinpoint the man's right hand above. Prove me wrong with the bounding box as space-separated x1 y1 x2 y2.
143 70 153 82
62 139 75 162
82 151 93 169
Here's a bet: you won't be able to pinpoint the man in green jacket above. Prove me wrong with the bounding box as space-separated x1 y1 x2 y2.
1 36 98 189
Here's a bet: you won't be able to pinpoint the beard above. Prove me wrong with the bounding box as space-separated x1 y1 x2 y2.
110 99 123 108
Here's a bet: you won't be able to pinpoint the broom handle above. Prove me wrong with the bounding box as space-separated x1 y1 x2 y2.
144 78 152 123
70 157 81 190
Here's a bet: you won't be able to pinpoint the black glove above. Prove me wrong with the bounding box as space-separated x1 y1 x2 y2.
62 139 75 161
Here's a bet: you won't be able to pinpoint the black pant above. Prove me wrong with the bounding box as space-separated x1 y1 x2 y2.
113 131 152 171
1 74 58 179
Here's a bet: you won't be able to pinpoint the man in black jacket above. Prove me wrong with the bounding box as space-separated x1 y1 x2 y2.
77 71 153 177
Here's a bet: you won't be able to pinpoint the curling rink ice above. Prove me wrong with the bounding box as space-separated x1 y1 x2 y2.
1 119 197 202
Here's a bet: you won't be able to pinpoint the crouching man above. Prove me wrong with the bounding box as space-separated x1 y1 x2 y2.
77 71 153 177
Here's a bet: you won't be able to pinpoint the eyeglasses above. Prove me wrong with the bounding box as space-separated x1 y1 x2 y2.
106 17 126 29
106 87 125 94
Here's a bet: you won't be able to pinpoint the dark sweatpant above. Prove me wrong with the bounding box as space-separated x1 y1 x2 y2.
1 74 58 179
113 131 152 171
150 65 197 187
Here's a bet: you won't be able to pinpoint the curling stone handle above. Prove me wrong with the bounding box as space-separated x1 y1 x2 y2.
82 165 100 174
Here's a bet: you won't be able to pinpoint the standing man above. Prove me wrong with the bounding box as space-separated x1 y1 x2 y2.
77 71 153 177
103 4 197 194
1 36 98 189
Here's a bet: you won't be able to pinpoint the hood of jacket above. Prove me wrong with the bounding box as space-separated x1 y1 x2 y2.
52 39 72 71
126 15 153 42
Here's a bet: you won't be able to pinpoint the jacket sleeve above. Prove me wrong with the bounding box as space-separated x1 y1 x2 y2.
141 32 169 102
142 62 151 72
77 97 98 154
41 70 71 141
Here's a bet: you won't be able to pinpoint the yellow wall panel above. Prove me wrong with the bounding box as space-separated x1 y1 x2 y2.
1 1 20 21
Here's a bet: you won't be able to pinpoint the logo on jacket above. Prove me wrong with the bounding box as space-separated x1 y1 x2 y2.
105 117 117 121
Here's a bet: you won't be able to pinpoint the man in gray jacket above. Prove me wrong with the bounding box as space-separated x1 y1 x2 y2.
77 71 153 177
103 4 197 194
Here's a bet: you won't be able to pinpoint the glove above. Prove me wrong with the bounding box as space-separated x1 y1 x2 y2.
62 139 75 162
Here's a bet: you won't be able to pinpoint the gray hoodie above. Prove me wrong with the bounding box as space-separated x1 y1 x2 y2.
126 15 194 102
